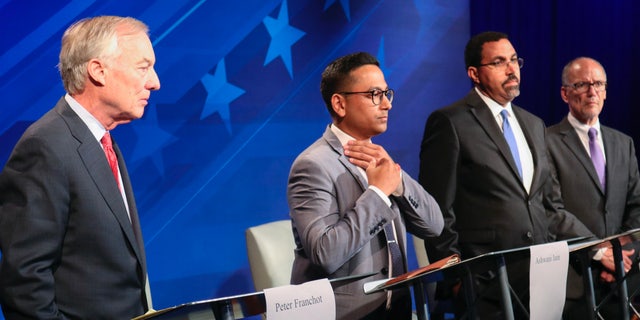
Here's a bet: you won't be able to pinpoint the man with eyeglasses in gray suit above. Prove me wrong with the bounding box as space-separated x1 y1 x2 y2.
547 57 640 319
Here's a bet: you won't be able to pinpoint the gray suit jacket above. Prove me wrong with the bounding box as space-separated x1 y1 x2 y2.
547 117 640 238
419 90 592 263
547 117 640 300
288 125 443 319
0 98 148 319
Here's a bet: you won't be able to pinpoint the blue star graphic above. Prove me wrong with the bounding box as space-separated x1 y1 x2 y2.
263 0 306 78
200 58 245 134
130 106 177 174
324 0 351 21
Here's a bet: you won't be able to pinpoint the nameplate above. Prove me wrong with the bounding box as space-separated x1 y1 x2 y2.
529 241 568 320
264 278 335 319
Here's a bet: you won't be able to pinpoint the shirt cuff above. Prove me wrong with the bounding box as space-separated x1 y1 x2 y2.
368 185 391 207
592 247 607 261
391 171 404 196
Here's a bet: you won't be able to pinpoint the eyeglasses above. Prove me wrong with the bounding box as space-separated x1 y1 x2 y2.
338 89 394 106
478 57 524 70
564 81 607 94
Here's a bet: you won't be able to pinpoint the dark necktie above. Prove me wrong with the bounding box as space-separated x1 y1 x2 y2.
588 128 606 190
383 221 405 277
500 109 523 179
383 221 404 309
101 132 120 189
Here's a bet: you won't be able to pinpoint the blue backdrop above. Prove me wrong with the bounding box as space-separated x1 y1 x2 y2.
0 0 470 315
3 0 639 318
469 1 640 152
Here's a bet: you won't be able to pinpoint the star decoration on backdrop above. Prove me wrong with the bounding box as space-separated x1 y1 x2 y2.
130 106 178 173
263 0 306 78
200 58 246 134
324 0 351 21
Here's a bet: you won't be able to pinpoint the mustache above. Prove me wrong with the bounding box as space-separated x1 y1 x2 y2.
503 74 519 86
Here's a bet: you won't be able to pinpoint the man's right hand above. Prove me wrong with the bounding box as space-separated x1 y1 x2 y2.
344 140 400 195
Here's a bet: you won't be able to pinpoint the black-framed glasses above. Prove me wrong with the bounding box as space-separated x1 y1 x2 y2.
338 89 394 105
564 81 607 94
478 57 524 70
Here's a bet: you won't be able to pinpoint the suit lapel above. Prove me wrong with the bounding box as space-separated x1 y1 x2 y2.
56 100 145 267
113 140 147 267
322 126 368 192
557 118 604 194
466 92 524 185
511 106 543 193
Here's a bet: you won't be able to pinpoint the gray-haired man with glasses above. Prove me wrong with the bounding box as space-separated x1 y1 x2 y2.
547 57 640 319
418 32 593 318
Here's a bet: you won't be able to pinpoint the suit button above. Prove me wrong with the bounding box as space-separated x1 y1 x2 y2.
523 231 533 241
381 267 388 275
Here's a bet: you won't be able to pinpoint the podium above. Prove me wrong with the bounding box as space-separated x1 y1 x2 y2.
133 291 266 320
364 232 640 320
133 273 376 320
365 237 596 320
568 228 640 320
364 245 534 320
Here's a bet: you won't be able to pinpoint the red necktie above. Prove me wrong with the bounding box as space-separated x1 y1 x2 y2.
101 132 121 189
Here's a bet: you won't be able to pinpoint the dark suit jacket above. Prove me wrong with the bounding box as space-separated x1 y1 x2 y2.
547 117 640 238
418 89 592 264
547 117 640 302
0 98 149 319
288 126 443 319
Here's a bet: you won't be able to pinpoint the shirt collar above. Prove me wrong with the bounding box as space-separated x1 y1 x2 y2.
475 87 515 118
330 124 372 147
567 112 601 135
65 94 108 142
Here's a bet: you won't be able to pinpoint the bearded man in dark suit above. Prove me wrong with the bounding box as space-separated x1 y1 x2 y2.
418 31 592 318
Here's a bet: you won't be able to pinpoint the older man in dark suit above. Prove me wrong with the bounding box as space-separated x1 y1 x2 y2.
418 31 592 318
546 57 640 319
0 16 160 319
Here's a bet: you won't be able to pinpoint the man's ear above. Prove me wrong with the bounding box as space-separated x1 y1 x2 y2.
87 58 107 86
560 86 570 103
331 94 347 118
467 67 479 84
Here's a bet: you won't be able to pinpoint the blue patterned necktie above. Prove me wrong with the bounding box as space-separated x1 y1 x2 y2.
588 128 606 190
383 221 404 309
500 109 522 180
383 221 404 277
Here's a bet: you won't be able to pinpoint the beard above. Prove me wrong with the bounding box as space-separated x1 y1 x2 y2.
503 74 520 100
505 85 520 100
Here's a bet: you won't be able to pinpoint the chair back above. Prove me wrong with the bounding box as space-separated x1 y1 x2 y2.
245 219 296 292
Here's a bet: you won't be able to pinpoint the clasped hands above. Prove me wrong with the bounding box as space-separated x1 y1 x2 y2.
343 140 400 196
599 247 635 283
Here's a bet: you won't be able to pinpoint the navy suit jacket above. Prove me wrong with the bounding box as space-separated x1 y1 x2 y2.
0 98 149 319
